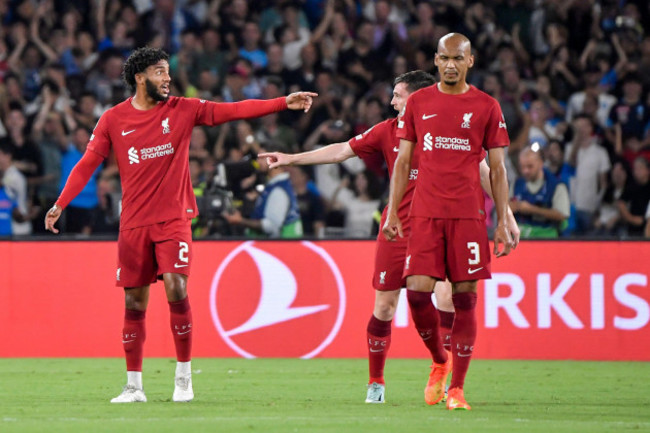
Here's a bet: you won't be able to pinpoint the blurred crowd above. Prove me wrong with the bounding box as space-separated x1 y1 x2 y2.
0 0 649 239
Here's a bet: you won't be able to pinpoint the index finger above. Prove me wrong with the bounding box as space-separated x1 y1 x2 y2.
299 92 319 98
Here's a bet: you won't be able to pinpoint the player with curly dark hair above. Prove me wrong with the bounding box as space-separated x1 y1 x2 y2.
121 47 170 93
45 47 317 403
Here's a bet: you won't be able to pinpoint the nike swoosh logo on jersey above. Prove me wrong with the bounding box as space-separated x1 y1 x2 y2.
467 267 483 274
174 263 189 268
176 330 191 335
422 114 437 120
393 146 399 152
369 348 384 353
457 352 472 357
122 129 136 136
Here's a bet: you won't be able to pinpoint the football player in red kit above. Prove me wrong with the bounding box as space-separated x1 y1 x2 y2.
384 33 516 410
45 47 317 403
261 71 518 404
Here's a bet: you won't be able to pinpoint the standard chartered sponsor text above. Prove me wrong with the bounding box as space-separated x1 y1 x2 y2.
140 142 174 160
435 136 471 151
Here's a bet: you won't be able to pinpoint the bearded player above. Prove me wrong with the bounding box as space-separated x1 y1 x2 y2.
261 70 518 404
45 47 317 403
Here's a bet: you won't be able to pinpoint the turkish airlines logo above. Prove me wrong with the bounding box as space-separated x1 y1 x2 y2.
210 241 346 358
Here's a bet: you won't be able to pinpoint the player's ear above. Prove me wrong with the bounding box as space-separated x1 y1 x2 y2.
468 54 475 69
134 72 145 85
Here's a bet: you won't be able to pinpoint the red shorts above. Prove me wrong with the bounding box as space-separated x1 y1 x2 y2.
372 239 408 291
404 217 491 283
116 218 193 287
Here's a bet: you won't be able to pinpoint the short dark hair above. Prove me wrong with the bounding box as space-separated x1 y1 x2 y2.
574 113 595 129
0 140 14 158
122 47 170 92
393 70 435 93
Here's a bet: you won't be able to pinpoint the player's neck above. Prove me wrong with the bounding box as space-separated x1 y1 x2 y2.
131 92 160 111
437 81 470 95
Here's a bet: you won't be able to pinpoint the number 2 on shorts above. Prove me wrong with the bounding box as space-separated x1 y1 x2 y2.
178 242 189 263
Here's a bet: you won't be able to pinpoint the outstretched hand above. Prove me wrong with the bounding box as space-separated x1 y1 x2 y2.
286 92 319 112
44 204 62 234
257 151 291 169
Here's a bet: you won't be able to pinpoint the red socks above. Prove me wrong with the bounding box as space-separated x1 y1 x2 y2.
367 315 392 384
438 309 455 352
450 292 477 390
121 297 192 370
169 297 193 362
123 309 146 371
407 290 447 364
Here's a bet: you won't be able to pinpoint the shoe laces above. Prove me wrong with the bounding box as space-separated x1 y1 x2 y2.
175 375 191 390
367 383 384 397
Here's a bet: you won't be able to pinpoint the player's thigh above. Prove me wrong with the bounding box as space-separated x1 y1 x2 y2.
403 217 446 281
373 239 408 291
117 226 157 287
445 219 491 283
152 219 193 278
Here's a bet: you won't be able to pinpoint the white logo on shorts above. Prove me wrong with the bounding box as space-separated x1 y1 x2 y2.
405 255 411 270
379 271 386 285
116 268 121 281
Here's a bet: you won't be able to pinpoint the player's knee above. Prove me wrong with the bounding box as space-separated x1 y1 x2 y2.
163 274 188 301
406 289 432 309
124 292 147 311
373 302 396 321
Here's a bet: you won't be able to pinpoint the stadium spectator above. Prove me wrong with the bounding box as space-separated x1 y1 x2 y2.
0 177 21 236
223 143 304 238
288 165 325 238
595 159 630 236
331 169 382 239
617 157 650 237
58 127 101 235
0 140 30 235
566 114 611 235
565 67 617 130
512 145 570 238
239 21 267 71
607 74 648 145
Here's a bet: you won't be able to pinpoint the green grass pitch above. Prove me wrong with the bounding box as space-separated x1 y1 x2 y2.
0 358 648 433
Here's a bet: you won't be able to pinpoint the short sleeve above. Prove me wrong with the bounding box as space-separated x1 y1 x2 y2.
395 96 417 142
349 122 386 159
598 148 611 173
87 112 112 158
483 100 510 150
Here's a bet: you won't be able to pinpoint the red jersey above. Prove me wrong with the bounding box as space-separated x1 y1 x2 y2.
88 96 286 230
396 84 509 219
349 118 419 238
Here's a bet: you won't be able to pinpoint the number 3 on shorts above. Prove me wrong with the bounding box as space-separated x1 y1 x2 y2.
179 242 189 263
467 242 480 265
